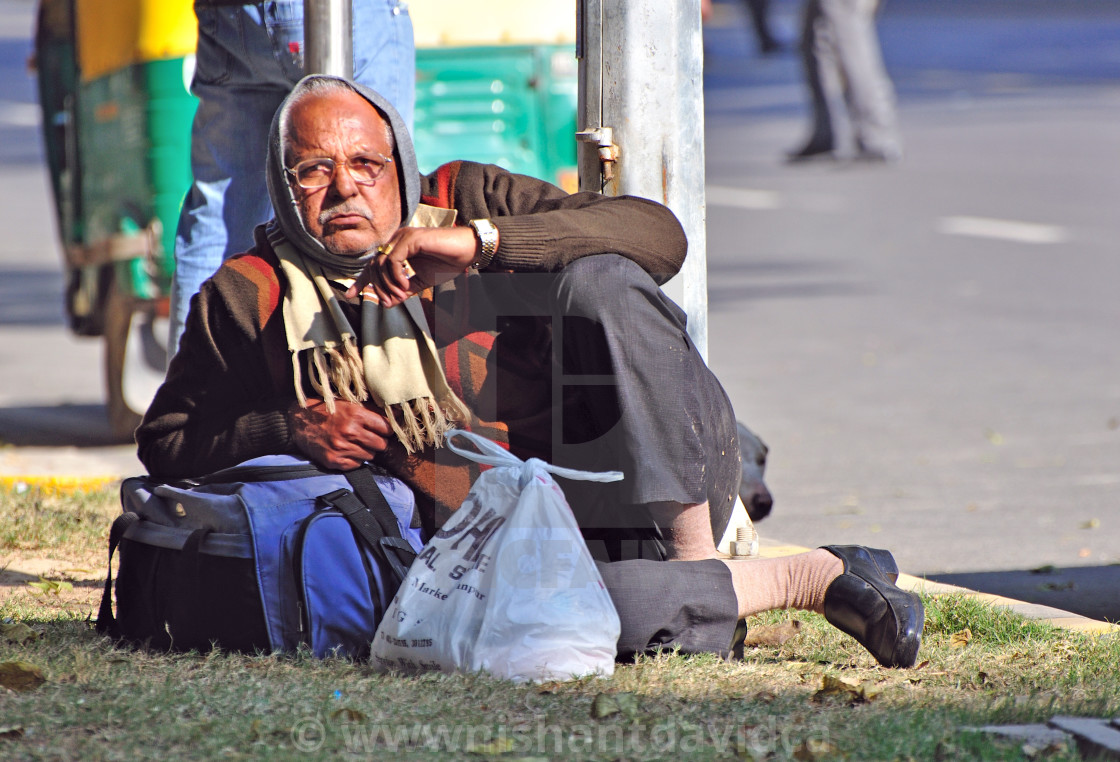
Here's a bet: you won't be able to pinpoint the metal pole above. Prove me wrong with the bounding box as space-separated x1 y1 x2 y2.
577 0 708 359
304 0 353 77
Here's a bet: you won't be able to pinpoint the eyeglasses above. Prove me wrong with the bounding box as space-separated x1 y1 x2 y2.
285 152 394 189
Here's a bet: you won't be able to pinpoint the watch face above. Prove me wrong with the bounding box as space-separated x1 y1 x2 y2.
472 220 497 244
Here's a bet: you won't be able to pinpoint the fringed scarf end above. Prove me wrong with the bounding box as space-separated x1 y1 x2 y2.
386 395 469 454
308 347 337 414
340 334 370 403
291 352 309 409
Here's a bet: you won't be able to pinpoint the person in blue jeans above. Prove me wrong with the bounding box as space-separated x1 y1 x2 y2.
168 0 415 356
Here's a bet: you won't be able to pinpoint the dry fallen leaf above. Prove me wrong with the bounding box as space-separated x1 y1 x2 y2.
793 738 841 759
1021 740 1069 759
0 661 47 692
466 737 515 755
950 628 973 649
0 725 24 739
743 620 803 648
590 692 638 720
0 622 38 644
26 578 72 596
1081 518 1101 530
330 707 368 723
614 692 639 718
812 674 881 704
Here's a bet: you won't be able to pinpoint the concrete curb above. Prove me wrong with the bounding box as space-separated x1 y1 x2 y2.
757 540 1120 636
0 474 122 496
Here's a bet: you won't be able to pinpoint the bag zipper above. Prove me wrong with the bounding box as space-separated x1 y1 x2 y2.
191 462 328 487
292 511 321 645
293 509 381 655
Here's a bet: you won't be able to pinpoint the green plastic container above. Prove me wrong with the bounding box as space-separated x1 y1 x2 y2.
414 43 577 190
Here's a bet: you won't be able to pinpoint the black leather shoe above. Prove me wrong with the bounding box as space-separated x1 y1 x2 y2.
823 545 899 583
821 545 923 668
785 139 835 163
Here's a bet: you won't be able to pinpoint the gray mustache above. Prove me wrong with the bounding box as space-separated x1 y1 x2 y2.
319 203 372 226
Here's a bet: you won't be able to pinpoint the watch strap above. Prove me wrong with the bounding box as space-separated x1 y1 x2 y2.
468 218 499 270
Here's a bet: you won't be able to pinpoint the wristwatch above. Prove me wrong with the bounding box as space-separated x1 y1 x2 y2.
468 218 499 270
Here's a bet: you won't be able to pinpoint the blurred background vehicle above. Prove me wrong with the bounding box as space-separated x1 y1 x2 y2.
33 0 195 439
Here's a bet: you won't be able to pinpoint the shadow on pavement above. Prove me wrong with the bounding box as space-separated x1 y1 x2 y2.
0 268 67 327
0 404 130 447
927 566 1120 623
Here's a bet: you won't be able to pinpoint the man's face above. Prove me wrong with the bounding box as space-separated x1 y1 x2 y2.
285 90 401 257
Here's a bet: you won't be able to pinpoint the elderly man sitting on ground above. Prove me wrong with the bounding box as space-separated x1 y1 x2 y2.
141 74 743 563
136 75 922 666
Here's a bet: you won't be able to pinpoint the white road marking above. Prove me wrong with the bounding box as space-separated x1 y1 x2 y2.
1073 474 1120 487
0 101 40 128
706 185 783 210
937 215 1068 245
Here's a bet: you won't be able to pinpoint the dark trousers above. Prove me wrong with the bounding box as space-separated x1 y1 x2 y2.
531 255 741 561
462 254 742 562
598 558 740 659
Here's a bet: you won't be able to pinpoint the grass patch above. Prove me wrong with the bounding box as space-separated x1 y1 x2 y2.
0 484 119 561
2 484 1117 760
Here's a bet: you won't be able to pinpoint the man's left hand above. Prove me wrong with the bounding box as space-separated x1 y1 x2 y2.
345 226 477 308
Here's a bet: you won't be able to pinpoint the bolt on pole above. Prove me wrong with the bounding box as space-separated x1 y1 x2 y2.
577 0 709 359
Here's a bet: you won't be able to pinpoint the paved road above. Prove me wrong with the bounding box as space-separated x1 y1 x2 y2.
703 0 1120 619
0 0 1117 618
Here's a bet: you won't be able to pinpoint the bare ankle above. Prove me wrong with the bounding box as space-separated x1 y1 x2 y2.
648 501 717 560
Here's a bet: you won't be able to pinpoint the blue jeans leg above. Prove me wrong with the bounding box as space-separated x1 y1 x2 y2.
168 0 415 356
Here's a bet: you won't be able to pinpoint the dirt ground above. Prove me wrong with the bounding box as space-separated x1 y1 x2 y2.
1 551 106 614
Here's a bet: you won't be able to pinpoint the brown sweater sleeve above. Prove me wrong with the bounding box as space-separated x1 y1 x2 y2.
135 250 296 478
423 162 688 284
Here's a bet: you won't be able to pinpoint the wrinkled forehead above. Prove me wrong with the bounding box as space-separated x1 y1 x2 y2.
280 86 392 163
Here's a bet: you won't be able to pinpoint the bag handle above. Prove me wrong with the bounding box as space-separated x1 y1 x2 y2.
344 465 420 533
320 472 417 582
445 429 624 484
96 511 140 637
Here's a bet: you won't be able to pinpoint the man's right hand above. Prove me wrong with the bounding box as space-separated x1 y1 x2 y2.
288 399 393 471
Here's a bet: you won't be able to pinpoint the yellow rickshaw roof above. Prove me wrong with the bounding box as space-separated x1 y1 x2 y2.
77 0 197 82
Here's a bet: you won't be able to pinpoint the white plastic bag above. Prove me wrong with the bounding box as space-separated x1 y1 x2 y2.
371 429 623 683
